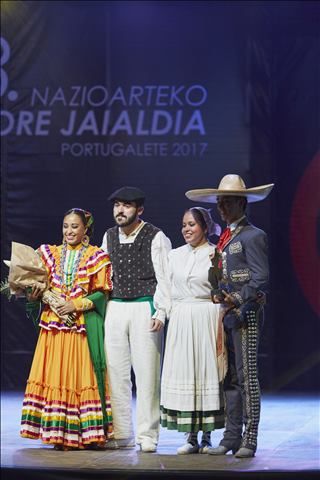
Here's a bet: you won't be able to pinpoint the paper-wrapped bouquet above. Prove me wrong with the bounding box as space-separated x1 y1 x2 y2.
2 242 75 324
3 242 47 296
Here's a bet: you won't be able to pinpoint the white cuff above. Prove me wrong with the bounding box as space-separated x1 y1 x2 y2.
152 309 166 324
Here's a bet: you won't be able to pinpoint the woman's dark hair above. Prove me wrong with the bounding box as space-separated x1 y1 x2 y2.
185 208 207 234
64 208 94 238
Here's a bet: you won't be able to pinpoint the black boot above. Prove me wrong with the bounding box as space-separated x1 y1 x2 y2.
199 431 211 453
187 432 199 446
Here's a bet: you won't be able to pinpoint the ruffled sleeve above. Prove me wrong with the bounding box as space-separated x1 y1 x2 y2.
90 261 113 292
77 246 113 295
36 244 59 284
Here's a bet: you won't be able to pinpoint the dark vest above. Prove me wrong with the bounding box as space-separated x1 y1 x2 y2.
107 223 160 299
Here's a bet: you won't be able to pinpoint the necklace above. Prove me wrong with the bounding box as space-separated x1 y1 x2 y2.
59 242 87 292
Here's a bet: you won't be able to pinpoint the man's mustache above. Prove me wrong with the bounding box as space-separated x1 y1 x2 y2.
116 214 127 219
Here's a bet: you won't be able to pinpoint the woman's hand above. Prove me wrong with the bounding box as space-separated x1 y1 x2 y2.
150 318 164 332
56 300 76 316
26 285 43 302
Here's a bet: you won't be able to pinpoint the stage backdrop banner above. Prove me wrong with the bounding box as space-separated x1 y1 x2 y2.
2 1 319 392
1 1 252 389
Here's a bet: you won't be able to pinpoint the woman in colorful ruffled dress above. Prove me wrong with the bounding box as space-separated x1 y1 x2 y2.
20 208 113 450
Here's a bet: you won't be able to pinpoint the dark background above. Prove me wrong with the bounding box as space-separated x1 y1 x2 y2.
1 1 319 393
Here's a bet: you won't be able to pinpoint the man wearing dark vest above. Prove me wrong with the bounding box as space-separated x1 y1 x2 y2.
101 186 171 453
186 174 274 458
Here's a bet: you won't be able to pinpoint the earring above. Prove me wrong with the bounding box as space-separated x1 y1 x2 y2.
81 235 89 247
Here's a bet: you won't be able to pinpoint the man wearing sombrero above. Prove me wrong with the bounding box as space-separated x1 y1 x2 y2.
186 174 274 458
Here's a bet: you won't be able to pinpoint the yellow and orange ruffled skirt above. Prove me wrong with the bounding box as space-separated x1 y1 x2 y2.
20 328 113 449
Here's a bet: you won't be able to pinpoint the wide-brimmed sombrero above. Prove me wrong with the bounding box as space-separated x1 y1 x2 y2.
185 174 274 203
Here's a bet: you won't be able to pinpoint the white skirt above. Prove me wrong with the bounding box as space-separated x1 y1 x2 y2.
161 299 221 412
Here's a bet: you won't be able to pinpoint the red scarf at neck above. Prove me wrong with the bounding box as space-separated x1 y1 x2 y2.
216 227 232 252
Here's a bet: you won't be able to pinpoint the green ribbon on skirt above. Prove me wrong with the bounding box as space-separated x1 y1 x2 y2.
83 291 108 425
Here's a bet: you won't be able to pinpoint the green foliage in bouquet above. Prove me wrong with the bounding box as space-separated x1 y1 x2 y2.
0 278 13 300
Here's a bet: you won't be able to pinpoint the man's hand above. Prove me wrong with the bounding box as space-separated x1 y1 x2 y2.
221 290 236 306
256 291 267 306
149 318 164 332
212 294 224 303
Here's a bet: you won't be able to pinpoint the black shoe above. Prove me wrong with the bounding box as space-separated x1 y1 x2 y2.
207 445 237 455
234 447 255 458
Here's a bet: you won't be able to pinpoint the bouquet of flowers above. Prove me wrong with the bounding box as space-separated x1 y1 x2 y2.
2 242 47 296
208 249 225 302
1 242 75 325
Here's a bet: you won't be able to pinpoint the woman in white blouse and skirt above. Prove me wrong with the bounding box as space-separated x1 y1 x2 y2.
160 207 227 454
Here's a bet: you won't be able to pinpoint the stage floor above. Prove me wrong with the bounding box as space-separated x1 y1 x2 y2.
1 392 319 480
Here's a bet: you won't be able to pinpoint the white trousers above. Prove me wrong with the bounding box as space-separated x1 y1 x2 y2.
105 300 162 445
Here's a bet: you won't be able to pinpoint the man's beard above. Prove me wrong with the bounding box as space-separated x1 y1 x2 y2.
114 211 137 227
